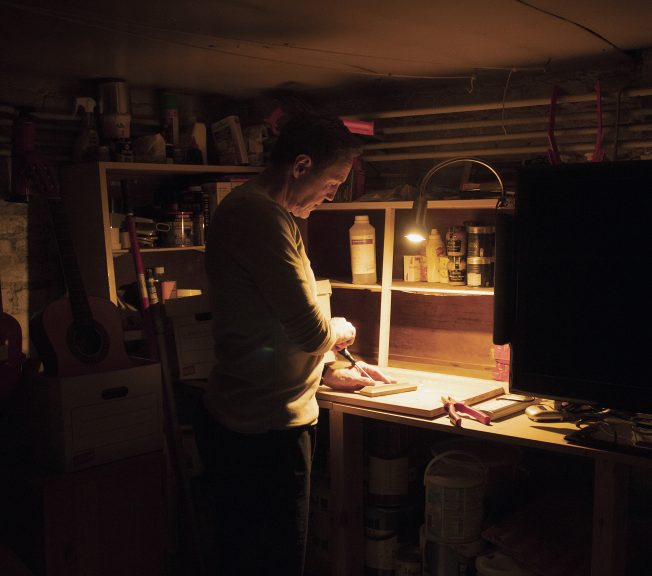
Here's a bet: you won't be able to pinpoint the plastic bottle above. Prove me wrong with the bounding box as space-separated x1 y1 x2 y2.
425 228 446 283
72 97 99 162
162 92 179 162
145 268 160 305
349 215 377 284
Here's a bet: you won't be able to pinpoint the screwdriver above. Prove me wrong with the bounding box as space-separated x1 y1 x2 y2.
338 349 374 380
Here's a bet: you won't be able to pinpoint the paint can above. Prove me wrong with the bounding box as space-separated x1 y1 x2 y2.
421 524 485 576
395 544 422 576
368 454 410 507
365 531 398 576
424 451 485 543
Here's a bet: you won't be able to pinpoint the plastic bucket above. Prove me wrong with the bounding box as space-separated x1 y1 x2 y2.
431 438 521 523
423 450 486 543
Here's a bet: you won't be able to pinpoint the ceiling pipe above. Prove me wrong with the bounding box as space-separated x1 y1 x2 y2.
345 87 652 120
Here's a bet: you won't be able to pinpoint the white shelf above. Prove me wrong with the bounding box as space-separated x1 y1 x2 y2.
327 278 493 295
391 280 494 295
328 279 382 292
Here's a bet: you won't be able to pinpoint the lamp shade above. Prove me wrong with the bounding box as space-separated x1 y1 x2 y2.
404 195 429 243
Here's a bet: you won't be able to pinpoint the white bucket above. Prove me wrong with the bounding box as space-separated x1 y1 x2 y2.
423 450 486 543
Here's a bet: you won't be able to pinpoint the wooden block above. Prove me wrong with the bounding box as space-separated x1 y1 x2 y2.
357 382 417 397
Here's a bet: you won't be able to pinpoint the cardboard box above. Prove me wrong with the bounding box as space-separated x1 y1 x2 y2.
403 255 427 282
165 294 214 380
30 360 162 472
210 115 249 165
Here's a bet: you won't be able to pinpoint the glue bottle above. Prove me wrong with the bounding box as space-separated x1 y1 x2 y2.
349 215 377 284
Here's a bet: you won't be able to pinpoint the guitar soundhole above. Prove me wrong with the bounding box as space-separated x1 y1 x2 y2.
68 322 110 364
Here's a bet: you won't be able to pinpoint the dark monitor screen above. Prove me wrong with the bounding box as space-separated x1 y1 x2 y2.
506 160 652 414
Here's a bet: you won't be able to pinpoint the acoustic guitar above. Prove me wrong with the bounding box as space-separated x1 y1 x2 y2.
0 277 25 397
28 162 133 377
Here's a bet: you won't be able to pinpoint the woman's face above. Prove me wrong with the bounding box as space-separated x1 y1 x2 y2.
286 156 353 219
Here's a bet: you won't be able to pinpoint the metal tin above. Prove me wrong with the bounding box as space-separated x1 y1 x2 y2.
467 256 494 287
467 225 495 258
159 211 193 247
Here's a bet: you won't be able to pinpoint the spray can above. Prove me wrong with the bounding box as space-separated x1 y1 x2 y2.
349 215 377 284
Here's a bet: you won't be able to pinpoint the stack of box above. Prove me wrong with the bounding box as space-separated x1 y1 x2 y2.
492 344 511 381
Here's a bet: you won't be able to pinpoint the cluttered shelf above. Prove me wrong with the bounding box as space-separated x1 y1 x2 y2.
97 160 264 177
112 245 206 256
315 198 498 211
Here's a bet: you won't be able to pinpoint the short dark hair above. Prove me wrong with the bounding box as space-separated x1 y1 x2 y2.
270 112 363 172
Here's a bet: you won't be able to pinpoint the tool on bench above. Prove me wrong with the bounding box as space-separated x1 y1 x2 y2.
338 348 374 380
441 396 492 427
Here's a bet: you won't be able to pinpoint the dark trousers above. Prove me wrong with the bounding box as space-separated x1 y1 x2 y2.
193 404 316 576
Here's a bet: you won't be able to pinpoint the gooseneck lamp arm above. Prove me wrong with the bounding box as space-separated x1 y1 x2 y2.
405 157 506 243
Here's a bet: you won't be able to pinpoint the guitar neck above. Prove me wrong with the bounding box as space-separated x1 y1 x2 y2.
47 197 95 328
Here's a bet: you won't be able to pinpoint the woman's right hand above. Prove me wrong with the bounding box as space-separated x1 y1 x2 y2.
330 316 356 352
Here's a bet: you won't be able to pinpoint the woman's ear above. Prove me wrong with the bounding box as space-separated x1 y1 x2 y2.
293 154 313 177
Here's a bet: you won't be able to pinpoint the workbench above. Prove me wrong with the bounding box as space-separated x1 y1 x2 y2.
316 372 652 576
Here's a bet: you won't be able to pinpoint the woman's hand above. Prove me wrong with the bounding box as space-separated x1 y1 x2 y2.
321 362 395 391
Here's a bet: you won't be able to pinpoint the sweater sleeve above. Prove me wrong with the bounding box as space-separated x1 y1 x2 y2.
225 195 336 355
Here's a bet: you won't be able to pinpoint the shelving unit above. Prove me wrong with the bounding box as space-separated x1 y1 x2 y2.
308 198 498 373
60 161 262 304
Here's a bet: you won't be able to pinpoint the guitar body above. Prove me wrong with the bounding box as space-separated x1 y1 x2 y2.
0 310 24 397
31 296 133 377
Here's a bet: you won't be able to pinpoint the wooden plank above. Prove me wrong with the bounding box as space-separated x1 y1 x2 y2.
378 207 395 366
591 458 629 576
317 368 503 418
329 410 364 576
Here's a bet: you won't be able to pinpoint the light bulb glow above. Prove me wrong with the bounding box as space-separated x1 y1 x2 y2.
405 232 426 243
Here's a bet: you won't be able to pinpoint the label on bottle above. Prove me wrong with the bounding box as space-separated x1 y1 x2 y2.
351 235 376 274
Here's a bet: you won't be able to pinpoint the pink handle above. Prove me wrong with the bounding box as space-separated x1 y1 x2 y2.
454 402 492 426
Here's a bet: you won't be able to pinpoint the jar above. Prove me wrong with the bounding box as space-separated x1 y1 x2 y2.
446 226 467 256
447 256 467 285
467 257 494 287
467 225 495 258
159 211 193 247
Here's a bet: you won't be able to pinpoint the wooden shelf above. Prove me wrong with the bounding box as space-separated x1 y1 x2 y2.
60 161 257 304
96 161 263 177
112 245 206 256
315 198 497 211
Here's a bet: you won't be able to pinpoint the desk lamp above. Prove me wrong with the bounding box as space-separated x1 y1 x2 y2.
405 157 506 243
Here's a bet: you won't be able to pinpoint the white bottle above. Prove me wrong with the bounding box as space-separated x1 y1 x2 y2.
349 215 377 284
426 228 446 283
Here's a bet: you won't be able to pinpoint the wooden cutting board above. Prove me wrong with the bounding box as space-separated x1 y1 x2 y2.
316 367 504 418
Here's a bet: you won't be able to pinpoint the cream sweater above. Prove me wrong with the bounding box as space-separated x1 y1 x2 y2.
202 182 336 433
